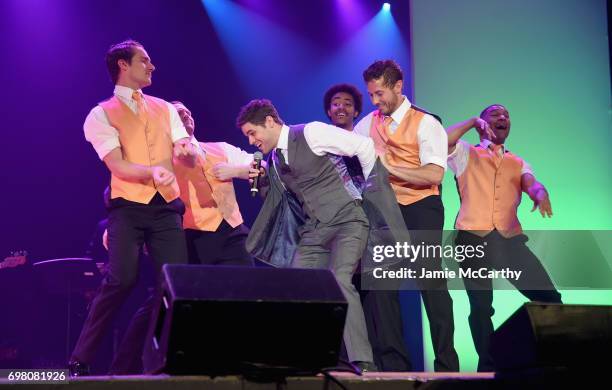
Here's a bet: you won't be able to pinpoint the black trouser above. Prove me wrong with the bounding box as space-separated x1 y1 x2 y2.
401 195 459 372
356 282 412 371
455 230 562 372
361 195 459 371
185 221 254 266
71 193 188 374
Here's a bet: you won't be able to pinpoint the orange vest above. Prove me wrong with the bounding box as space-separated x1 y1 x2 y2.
99 95 179 204
175 142 244 232
455 144 524 238
369 108 439 205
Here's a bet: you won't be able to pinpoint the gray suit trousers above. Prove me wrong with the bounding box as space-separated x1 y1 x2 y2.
291 202 373 363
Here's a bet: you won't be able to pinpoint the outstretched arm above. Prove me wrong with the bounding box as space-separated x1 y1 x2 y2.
211 143 267 181
213 160 268 181
521 173 552 218
304 122 376 179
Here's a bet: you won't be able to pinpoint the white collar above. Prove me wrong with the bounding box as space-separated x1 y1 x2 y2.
389 95 412 124
114 85 143 101
276 124 290 150
480 139 505 153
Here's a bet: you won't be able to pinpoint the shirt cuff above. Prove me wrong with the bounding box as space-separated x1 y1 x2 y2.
447 145 460 159
521 165 534 176
95 138 121 160
421 156 447 170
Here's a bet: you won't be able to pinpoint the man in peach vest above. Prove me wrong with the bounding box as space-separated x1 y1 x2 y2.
172 101 254 266
446 104 561 371
354 60 459 372
70 40 196 376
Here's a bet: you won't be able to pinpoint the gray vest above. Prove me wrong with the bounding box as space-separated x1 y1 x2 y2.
275 125 358 223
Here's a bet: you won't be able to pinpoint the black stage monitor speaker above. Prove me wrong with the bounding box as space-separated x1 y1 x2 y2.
143 264 348 377
490 303 612 371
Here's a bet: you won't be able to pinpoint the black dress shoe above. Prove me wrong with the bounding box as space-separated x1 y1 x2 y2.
353 361 378 373
68 361 90 377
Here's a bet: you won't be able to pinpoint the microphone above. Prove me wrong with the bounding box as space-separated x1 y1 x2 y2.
250 151 263 197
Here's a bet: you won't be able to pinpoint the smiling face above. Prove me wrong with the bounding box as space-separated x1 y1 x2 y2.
328 92 359 130
240 116 280 154
119 46 155 89
481 105 511 144
366 77 403 116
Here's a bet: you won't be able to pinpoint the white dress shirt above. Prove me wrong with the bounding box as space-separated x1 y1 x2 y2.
354 96 448 170
448 139 534 177
84 85 191 160
275 122 376 178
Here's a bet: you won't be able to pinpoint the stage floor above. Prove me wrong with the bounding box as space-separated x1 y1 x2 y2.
0 371 515 390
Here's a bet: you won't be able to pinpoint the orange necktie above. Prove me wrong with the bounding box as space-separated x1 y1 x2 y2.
490 144 503 166
132 90 148 123
383 115 393 131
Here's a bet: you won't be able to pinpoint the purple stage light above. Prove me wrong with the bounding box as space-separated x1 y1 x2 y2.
382 2 391 12
332 0 370 36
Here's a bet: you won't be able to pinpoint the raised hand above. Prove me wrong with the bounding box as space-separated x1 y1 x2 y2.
474 117 496 140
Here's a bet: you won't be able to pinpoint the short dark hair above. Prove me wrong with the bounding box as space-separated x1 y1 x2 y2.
236 99 284 128
105 39 144 85
323 83 363 119
479 104 507 118
363 59 403 88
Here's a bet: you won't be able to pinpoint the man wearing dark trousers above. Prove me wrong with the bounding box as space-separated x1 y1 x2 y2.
69 40 196 376
172 101 254 267
239 99 377 372
322 83 412 372
322 83 366 188
355 60 459 372
446 104 562 371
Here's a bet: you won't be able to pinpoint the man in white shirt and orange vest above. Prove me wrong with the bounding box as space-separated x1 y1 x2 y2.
446 104 562 371
171 101 254 266
70 40 197 376
354 60 459 372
